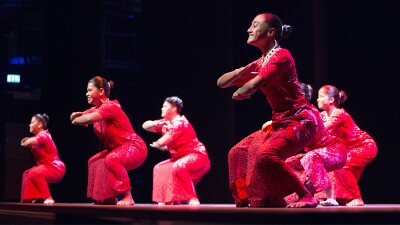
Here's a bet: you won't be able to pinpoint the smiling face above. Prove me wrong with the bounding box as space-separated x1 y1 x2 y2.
29 116 42 135
317 88 333 111
247 14 271 47
86 82 103 106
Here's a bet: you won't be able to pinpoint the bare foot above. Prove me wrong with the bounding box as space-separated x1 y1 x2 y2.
188 198 200 206
347 198 364 206
117 191 135 205
287 193 318 208
44 197 55 204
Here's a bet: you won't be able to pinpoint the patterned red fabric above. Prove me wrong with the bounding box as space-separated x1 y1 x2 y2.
152 115 210 203
21 130 65 202
314 108 377 202
228 48 318 207
84 100 147 201
284 105 348 204
228 130 260 205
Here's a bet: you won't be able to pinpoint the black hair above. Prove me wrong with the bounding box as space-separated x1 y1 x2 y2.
259 13 292 42
33 113 49 130
164 96 183 114
299 82 313 102
320 85 348 107
89 76 114 98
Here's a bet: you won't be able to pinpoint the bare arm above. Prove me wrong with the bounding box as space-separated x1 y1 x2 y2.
21 137 38 148
150 133 173 151
232 75 265 100
71 111 102 126
70 112 83 121
142 120 162 132
217 67 245 88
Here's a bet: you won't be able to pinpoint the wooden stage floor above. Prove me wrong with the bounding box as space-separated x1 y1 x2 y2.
1 202 400 225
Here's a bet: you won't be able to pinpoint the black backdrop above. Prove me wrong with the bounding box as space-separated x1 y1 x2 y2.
1 0 399 204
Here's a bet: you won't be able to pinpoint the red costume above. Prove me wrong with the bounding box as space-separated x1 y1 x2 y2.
152 115 210 204
228 48 318 207
284 105 347 204
83 100 147 201
314 108 377 202
21 130 65 202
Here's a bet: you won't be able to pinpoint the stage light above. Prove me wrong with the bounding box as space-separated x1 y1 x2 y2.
8 57 25 65
7 74 21 83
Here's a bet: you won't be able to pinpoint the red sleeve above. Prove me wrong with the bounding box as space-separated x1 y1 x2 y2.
35 132 48 146
83 107 96 114
154 119 164 133
97 102 118 121
167 119 186 141
329 109 345 127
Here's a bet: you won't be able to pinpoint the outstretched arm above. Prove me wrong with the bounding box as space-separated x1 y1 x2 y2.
71 111 102 126
232 75 265 100
21 137 38 148
150 133 173 151
217 67 245 88
70 112 83 121
142 120 168 132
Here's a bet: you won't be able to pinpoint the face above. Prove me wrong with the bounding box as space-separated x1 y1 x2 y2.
86 82 102 106
161 101 176 119
247 14 270 46
317 89 332 111
29 117 42 135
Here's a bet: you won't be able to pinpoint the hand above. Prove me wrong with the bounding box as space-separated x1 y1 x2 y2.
21 137 29 146
70 112 84 121
150 142 161 149
71 118 89 127
157 120 170 126
232 91 250 100
150 142 167 151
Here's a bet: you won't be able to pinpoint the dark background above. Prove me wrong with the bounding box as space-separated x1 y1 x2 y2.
0 0 398 204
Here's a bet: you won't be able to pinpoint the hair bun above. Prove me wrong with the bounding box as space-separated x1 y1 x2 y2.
281 25 292 39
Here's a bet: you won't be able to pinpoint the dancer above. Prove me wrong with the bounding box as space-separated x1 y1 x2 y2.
20 113 65 204
142 96 210 206
70 76 147 205
315 85 377 206
284 83 347 207
217 13 318 208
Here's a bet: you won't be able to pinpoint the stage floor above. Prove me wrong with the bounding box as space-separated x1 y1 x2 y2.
1 202 400 225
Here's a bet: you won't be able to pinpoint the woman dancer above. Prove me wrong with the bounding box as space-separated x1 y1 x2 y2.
315 85 377 206
217 13 318 208
142 96 210 206
20 113 65 204
284 83 347 206
70 76 147 205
